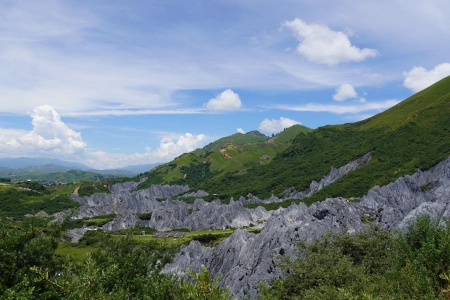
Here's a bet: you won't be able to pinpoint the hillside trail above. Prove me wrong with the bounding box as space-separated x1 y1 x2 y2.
73 186 80 197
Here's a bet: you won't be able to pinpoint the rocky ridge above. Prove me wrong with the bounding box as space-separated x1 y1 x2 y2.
68 152 374 233
164 156 450 298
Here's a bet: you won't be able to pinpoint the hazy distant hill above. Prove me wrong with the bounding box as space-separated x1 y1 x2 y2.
0 158 162 184
0 157 91 170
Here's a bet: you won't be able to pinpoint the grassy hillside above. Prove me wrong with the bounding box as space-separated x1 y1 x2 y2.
137 125 313 191
193 130 268 156
0 181 80 219
139 76 450 202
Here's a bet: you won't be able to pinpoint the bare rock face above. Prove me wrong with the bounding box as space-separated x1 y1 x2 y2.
70 184 270 232
360 157 450 229
164 198 365 298
71 184 189 220
108 177 147 193
165 156 450 298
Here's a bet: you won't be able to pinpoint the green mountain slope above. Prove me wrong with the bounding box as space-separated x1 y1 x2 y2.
137 126 313 191
140 76 450 202
0 182 80 219
193 130 269 156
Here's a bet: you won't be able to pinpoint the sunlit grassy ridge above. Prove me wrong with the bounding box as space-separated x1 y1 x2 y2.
137 125 313 192
139 76 450 202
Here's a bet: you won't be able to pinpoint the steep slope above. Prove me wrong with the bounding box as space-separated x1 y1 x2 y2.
139 76 450 202
193 130 271 156
165 155 450 298
137 126 312 192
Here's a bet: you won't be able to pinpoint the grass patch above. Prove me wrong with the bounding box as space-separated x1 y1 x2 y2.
65 214 116 229
55 242 97 262
136 212 152 220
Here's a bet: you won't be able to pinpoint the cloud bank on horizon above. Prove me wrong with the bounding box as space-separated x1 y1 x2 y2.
0 0 449 168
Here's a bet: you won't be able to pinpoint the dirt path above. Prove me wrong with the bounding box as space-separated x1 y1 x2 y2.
73 186 80 197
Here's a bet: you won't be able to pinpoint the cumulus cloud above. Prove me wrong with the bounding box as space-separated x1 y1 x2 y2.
205 89 242 111
85 133 207 169
333 84 358 101
0 105 86 157
258 117 301 133
282 18 378 65
237 128 245 134
153 133 206 159
403 63 450 93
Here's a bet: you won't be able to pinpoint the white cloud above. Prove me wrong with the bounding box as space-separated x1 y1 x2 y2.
0 105 86 157
333 84 358 101
282 18 378 65
275 99 399 114
237 128 245 134
85 133 207 169
154 133 206 158
258 117 301 133
403 63 450 93
205 89 242 111
358 97 367 103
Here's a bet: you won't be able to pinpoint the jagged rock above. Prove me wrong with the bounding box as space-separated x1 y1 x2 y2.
180 190 209 198
70 184 189 220
289 152 372 199
34 210 49 217
65 228 89 243
360 157 450 229
166 157 450 298
164 198 365 298
109 177 147 193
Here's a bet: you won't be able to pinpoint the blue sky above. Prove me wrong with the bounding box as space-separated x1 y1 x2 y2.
1 0 449 169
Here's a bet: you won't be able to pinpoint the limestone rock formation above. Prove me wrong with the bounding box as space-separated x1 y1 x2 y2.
165 156 450 298
164 198 366 298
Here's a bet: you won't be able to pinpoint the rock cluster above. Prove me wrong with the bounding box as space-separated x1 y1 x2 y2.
165 156 450 298
70 185 270 232
164 198 366 298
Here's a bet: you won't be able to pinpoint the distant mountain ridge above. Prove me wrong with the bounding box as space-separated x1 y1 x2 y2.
0 157 160 175
0 158 162 183
0 157 91 170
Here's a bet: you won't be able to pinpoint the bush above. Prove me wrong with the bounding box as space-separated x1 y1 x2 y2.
136 212 152 220
262 216 450 299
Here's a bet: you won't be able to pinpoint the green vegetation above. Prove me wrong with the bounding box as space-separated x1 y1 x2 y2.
260 215 450 299
136 212 153 220
77 180 111 196
137 125 313 199
0 218 230 299
193 130 269 156
0 168 128 185
0 182 80 219
192 233 228 247
65 214 117 229
138 76 450 208
3 212 450 299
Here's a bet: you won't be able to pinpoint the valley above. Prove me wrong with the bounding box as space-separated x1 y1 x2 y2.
1 76 450 298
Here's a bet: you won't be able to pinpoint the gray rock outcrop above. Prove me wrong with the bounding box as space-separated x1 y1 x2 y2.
165 156 450 298
164 198 366 298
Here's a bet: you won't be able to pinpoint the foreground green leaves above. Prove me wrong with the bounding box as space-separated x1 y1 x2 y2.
0 218 230 299
260 215 450 299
